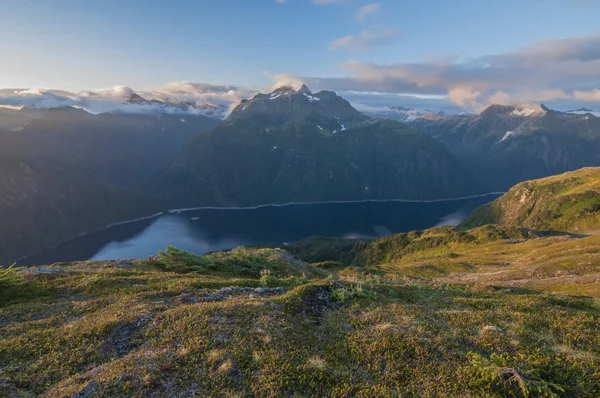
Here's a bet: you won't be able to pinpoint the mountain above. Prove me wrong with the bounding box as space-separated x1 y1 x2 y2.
0 155 164 264
0 107 219 263
160 86 479 207
461 167 600 232
123 93 228 118
566 107 600 117
364 106 462 123
1 106 219 188
407 104 600 190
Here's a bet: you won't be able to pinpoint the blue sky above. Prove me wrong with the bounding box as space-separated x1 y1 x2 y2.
1 0 600 111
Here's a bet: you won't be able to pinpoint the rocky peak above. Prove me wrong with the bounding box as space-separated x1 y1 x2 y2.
226 87 370 128
297 84 312 94
126 93 148 104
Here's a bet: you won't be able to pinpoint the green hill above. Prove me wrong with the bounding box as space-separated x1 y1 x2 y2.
2 230 599 397
461 167 600 233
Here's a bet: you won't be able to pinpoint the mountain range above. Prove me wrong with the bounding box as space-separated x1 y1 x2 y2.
1 86 599 263
406 103 600 190
159 85 476 207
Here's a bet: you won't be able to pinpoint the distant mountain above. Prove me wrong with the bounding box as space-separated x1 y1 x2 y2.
407 104 600 190
461 167 600 233
565 107 600 117
123 93 228 118
1 106 219 187
160 85 479 207
363 106 464 123
0 155 163 264
0 107 219 263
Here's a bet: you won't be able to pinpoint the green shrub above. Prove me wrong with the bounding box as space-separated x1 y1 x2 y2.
155 246 272 277
0 265 27 303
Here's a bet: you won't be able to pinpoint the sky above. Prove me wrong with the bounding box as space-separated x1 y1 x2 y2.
1 0 600 113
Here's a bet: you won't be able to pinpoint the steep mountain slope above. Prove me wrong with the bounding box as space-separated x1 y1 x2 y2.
0 155 163 264
408 104 600 190
161 86 479 207
1 106 219 187
461 167 600 232
0 107 220 263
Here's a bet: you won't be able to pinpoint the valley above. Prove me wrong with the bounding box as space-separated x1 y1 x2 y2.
3 4 600 397
1 169 599 397
3 86 599 264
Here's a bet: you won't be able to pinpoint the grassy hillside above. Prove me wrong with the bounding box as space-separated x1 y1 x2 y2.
461 167 600 233
2 231 600 397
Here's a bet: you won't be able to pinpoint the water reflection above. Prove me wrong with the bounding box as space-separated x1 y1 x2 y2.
22 195 501 265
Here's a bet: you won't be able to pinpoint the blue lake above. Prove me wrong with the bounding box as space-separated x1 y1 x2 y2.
21 194 501 265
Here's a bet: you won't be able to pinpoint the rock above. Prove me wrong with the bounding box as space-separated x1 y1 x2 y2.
71 381 98 398
174 292 200 304
480 325 506 335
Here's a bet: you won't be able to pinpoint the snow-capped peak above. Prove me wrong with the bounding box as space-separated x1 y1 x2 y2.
510 105 546 117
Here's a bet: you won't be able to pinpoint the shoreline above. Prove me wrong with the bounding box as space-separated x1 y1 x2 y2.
166 192 505 213
15 192 503 264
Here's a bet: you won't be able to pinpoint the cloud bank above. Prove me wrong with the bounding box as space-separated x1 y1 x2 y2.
0 82 257 118
316 34 600 110
1 34 599 116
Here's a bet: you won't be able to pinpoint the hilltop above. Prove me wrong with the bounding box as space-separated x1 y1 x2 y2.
462 167 600 233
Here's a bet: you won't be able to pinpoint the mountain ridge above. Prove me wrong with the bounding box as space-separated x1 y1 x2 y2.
159 86 480 208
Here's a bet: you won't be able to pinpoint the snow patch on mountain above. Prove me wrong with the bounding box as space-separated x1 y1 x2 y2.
303 93 320 102
499 131 516 142
511 108 537 117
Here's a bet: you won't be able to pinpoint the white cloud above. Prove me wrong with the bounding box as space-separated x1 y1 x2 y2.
316 33 600 109
0 82 258 118
573 88 600 101
330 26 397 52
447 86 481 107
355 3 379 22
312 0 343 4
262 72 305 92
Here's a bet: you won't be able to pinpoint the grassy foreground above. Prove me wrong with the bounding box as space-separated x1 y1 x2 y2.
1 240 599 397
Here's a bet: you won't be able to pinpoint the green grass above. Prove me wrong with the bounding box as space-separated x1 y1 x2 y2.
462 167 600 233
1 248 599 397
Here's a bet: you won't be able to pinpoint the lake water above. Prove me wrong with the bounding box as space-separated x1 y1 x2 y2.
21 194 501 265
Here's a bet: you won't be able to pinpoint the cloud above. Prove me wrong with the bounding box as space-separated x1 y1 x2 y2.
275 0 286 3
330 26 397 52
316 33 600 109
312 0 343 4
0 83 258 118
355 3 379 22
447 86 482 107
262 72 305 91
573 88 600 101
